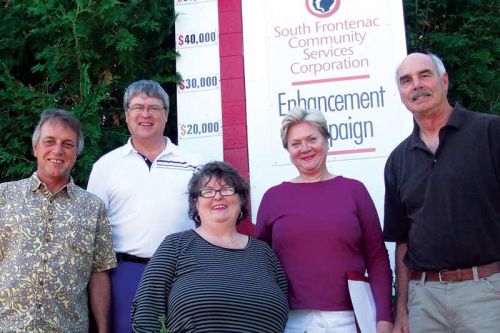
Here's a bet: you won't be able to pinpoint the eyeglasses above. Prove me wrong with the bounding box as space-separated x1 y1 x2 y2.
128 104 165 114
199 187 236 198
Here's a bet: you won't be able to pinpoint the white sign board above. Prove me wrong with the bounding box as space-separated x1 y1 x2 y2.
243 0 412 225
175 0 223 161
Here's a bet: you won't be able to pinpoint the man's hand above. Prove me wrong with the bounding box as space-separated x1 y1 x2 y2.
376 320 394 333
392 242 411 333
88 271 111 333
392 307 409 333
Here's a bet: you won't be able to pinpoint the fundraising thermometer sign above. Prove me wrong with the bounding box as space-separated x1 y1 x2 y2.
175 0 223 160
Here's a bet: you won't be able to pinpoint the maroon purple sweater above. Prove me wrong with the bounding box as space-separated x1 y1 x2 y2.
256 176 393 322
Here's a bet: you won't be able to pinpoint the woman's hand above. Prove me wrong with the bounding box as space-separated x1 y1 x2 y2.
376 320 394 333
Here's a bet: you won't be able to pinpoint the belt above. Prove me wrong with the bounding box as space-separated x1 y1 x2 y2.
411 261 500 283
116 252 150 264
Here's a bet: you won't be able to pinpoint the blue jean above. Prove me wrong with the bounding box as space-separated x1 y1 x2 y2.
110 260 147 333
408 272 500 332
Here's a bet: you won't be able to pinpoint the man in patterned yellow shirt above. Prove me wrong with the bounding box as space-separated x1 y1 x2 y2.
0 109 117 332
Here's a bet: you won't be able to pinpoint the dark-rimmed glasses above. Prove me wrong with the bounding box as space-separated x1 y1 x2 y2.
199 187 236 198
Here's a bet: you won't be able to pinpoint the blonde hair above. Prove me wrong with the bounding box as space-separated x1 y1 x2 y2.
280 108 330 149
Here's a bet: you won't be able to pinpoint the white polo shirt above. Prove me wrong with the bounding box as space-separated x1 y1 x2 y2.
87 137 203 258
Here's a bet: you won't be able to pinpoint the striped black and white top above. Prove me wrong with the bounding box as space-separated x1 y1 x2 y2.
131 230 289 333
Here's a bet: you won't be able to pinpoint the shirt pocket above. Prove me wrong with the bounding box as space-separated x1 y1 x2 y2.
66 223 96 279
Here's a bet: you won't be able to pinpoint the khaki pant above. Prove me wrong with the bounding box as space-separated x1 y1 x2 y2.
408 272 500 332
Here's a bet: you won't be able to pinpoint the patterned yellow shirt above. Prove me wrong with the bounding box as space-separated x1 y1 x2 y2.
0 173 117 333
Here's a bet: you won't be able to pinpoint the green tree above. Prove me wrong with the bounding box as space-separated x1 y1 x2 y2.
403 0 500 115
0 0 178 185
1 1 499 185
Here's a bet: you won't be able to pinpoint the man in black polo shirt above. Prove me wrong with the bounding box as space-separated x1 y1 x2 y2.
384 52 500 333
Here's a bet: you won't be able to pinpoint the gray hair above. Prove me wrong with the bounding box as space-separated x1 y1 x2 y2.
280 108 330 149
123 80 170 112
32 109 84 155
395 52 447 86
428 53 447 77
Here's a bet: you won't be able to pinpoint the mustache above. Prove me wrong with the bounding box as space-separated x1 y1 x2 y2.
410 89 432 101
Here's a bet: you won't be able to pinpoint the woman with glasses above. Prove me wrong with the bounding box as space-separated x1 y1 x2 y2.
131 161 288 333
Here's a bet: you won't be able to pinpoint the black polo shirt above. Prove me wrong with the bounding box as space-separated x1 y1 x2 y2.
383 105 500 271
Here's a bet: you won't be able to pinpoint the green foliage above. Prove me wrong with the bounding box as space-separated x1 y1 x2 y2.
159 314 169 333
403 0 500 115
0 0 179 185
1 1 498 185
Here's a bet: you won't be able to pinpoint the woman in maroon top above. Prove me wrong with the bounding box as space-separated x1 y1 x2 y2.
256 108 393 333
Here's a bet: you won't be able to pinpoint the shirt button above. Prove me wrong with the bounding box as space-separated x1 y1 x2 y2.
44 234 52 242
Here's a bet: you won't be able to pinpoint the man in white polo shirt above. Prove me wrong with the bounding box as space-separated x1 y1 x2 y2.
87 80 203 332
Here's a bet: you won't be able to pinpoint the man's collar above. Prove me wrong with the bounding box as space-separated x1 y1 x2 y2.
445 103 467 129
121 138 136 156
122 137 177 158
409 104 466 147
30 172 74 197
